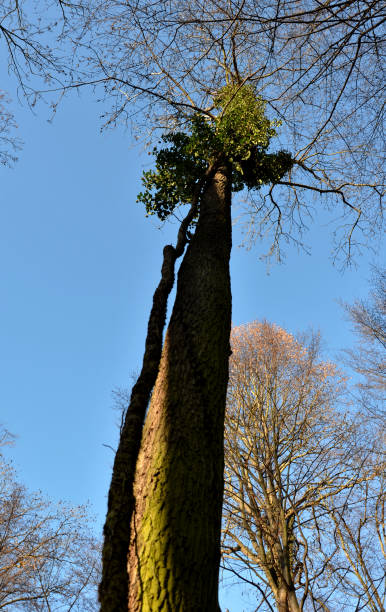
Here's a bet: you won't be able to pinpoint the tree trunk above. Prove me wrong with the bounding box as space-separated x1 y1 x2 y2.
276 588 289 612
288 590 302 612
127 165 232 610
276 586 302 612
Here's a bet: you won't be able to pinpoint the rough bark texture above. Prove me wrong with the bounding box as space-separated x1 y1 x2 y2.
288 590 301 612
99 170 214 611
275 587 301 612
277 589 289 612
127 166 232 611
99 244 177 611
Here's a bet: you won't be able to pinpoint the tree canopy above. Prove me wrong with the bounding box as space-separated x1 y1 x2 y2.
2 0 384 257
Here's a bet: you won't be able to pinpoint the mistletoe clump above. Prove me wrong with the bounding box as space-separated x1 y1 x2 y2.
137 84 293 221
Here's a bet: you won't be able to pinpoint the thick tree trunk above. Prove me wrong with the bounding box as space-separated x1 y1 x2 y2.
276 588 289 612
288 590 302 612
127 166 232 610
99 171 211 612
275 587 302 612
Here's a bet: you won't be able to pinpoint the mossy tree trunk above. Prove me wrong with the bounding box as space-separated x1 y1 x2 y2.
127 165 232 610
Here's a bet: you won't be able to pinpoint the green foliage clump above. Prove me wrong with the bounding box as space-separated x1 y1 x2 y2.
137 121 211 221
213 83 277 170
137 84 293 221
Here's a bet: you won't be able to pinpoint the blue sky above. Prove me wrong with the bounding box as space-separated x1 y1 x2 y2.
0 79 383 610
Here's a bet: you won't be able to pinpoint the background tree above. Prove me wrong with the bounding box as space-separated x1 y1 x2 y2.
343 266 386 421
0 427 101 610
325 473 385 612
222 321 381 612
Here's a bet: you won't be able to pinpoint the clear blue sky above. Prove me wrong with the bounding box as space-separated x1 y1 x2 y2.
0 78 383 610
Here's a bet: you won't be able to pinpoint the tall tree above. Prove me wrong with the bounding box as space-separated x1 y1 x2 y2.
12 0 381 607
63 1 385 608
101 85 292 611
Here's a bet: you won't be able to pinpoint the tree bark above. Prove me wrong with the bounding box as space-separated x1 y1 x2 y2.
276 586 302 612
99 169 213 612
276 588 289 612
99 245 177 612
127 165 232 610
287 590 302 612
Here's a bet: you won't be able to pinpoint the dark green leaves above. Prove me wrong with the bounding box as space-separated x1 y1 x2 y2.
137 85 293 221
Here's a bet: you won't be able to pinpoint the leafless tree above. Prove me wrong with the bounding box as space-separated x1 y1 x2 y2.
222 321 382 612
343 266 386 422
325 471 385 612
0 427 101 610
66 0 385 260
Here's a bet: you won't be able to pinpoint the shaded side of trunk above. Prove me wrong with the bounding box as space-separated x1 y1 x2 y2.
99 245 177 612
127 166 232 611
